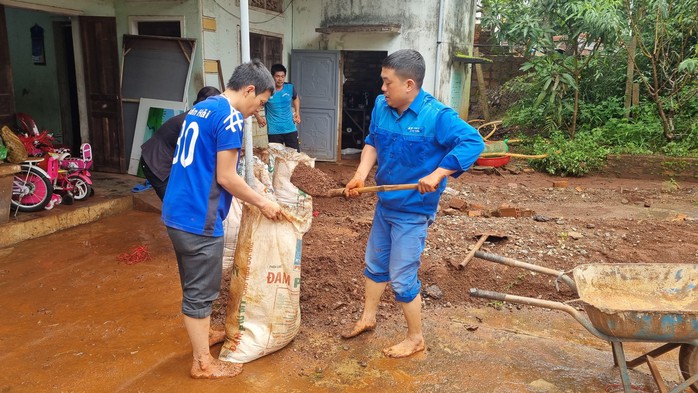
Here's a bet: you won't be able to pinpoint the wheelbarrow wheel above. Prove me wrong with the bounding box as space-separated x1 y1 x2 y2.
679 344 698 392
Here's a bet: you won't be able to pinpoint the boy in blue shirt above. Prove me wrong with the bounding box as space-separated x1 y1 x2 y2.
341 49 485 358
254 63 301 151
162 60 283 379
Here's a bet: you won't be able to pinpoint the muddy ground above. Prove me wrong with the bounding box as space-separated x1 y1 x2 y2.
1 158 697 392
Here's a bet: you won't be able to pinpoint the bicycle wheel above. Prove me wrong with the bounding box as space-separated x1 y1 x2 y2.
11 165 53 212
67 176 91 201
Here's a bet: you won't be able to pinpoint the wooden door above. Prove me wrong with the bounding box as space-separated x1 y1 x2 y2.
79 16 124 172
0 5 16 127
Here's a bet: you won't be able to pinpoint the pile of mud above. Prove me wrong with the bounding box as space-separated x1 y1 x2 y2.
291 164 341 197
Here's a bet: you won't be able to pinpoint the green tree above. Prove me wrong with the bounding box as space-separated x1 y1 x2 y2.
623 0 698 140
481 0 623 136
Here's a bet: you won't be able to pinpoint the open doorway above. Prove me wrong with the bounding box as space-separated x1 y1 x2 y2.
340 50 386 153
3 7 79 153
54 20 80 154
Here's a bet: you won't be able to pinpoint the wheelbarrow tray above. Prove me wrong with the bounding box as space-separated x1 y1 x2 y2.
573 263 698 343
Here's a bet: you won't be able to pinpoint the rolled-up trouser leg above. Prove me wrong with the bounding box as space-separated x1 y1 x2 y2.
166 226 224 319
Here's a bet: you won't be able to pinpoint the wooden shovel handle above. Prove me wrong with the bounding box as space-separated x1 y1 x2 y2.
479 152 548 159
457 234 490 269
327 183 419 197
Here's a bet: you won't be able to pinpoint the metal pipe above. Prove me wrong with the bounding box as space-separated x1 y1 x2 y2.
469 288 613 342
474 250 578 292
434 0 446 97
239 0 254 186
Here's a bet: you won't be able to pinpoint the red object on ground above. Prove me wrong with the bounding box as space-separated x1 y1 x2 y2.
475 155 511 167
117 245 151 265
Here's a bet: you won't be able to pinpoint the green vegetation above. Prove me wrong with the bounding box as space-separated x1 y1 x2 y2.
480 0 698 176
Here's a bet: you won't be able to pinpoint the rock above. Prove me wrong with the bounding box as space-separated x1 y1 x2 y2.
568 231 584 240
552 180 568 188
621 198 629 204
448 197 468 210
442 208 459 216
585 223 595 229
424 285 444 299
533 214 551 222
529 378 559 392
443 187 458 196
644 201 651 207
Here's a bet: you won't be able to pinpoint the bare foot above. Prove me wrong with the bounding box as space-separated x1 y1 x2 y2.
209 329 225 346
191 358 243 379
382 336 425 358
340 320 376 339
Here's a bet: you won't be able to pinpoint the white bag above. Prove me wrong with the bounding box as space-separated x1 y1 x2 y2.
219 145 313 363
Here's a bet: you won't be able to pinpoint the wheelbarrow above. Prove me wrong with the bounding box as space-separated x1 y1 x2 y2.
469 250 698 393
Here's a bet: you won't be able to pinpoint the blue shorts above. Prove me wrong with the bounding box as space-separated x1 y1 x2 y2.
364 203 435 302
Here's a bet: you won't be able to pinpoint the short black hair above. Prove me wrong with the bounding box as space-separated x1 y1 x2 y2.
227 59 274 96
270 64 287 75
193 86 221 105
382 49 425 89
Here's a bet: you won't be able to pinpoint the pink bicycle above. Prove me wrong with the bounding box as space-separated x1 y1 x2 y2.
11 157 53 213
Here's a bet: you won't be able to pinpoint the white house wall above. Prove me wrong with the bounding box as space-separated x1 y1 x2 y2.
292 0 477 109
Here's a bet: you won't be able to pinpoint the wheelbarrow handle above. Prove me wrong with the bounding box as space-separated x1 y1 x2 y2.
474 250 577 293
469 288 612 343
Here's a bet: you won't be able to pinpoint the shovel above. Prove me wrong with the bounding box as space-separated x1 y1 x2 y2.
325 183 419 197
479 152 548 159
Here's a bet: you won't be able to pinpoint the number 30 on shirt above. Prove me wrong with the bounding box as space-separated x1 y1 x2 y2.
173 120 199 167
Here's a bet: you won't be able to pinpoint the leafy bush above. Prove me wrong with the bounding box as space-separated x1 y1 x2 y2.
527 130 610 176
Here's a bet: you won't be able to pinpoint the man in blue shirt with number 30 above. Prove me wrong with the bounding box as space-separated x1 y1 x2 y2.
341 49 485 358
162 60 283 379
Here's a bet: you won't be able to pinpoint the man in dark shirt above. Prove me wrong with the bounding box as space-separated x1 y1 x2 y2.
140 86 221 200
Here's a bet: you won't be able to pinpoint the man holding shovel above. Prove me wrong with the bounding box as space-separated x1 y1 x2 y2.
341 49 484 357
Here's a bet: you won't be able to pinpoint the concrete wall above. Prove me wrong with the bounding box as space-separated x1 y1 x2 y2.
291 0 477 112
202 0 295 146
6 7 66 134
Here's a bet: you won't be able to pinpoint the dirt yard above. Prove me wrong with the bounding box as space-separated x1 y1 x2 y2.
267 159 698 328
1 157 697 392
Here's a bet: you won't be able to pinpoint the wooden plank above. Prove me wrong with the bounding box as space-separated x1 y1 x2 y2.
474 58 490 121
315 24 400 34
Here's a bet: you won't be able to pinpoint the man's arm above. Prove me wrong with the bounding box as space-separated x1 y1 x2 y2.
292 96 301 124
216 149 281 220
254 112 266 127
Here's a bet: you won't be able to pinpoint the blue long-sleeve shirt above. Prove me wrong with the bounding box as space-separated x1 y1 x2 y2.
365 89 485 215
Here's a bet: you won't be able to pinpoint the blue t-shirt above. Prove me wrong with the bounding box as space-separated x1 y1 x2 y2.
365 89 485 215
162 95 244 236
265 83 297 135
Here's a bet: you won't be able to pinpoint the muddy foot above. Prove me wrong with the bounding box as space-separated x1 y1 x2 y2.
340 321 376 339
191 358 242 379
382 337 425 358
209 329 225 346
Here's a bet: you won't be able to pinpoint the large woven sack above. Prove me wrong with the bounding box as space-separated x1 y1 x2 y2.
0 125 28 163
